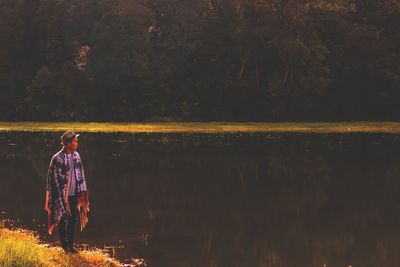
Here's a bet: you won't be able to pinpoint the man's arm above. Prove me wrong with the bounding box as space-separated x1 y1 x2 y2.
76 152 86 183
79 153 86 181
45 157 55 213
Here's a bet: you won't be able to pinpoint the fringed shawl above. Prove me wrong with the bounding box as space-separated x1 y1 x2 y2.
46 146 90 235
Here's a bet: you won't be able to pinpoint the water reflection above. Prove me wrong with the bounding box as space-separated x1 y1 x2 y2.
0 132 400 266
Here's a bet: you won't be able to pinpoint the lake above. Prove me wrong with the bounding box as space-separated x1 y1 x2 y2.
1 131 400 267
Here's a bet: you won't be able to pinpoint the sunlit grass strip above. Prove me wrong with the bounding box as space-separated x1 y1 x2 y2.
0 223 122 267
0 121 400 133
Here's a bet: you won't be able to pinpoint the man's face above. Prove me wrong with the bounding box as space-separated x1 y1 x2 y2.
66 136 78 151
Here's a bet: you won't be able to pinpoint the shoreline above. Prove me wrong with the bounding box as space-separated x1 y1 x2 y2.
0 121 400 133
0 221 125 267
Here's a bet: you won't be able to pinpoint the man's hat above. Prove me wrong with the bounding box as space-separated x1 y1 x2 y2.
61 130 80 145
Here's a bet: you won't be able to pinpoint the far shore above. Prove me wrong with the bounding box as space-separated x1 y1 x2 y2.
0 121 400 133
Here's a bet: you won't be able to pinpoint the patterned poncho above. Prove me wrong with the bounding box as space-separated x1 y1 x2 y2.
46 146 90 235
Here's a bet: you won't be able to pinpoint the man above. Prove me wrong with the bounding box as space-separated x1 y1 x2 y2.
44 130 90 253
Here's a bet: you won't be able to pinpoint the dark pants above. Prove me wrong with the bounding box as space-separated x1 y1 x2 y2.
58 195 77 249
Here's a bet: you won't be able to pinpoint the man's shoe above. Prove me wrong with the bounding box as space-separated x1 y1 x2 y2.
61 244 70 253
68 246 79 254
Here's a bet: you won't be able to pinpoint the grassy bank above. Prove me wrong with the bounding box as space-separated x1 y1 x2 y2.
0 222 123 267
0 121 400 133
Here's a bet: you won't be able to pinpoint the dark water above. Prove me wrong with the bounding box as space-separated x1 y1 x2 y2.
1 131 400 267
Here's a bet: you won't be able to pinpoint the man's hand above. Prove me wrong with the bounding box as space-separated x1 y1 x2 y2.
65 202 72 216
45 190 50 213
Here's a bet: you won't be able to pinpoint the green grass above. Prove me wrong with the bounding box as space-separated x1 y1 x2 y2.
0 121 400 133
0 228 47 266
0 222 123 267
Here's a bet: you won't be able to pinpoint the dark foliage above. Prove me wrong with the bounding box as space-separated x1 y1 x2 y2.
1 0 399 121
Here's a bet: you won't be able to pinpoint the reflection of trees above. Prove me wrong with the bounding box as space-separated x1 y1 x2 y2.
0 132 58 222
2 133 400 266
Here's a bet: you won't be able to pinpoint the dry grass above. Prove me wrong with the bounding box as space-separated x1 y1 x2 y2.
0 223 123 267
0 121 400 133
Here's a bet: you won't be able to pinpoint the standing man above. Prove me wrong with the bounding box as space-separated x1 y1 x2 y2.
44 130 90 253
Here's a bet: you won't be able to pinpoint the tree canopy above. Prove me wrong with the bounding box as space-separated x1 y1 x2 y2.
1 0 400 121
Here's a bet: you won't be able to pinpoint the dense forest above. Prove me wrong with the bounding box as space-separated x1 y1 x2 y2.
1 0 399 122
